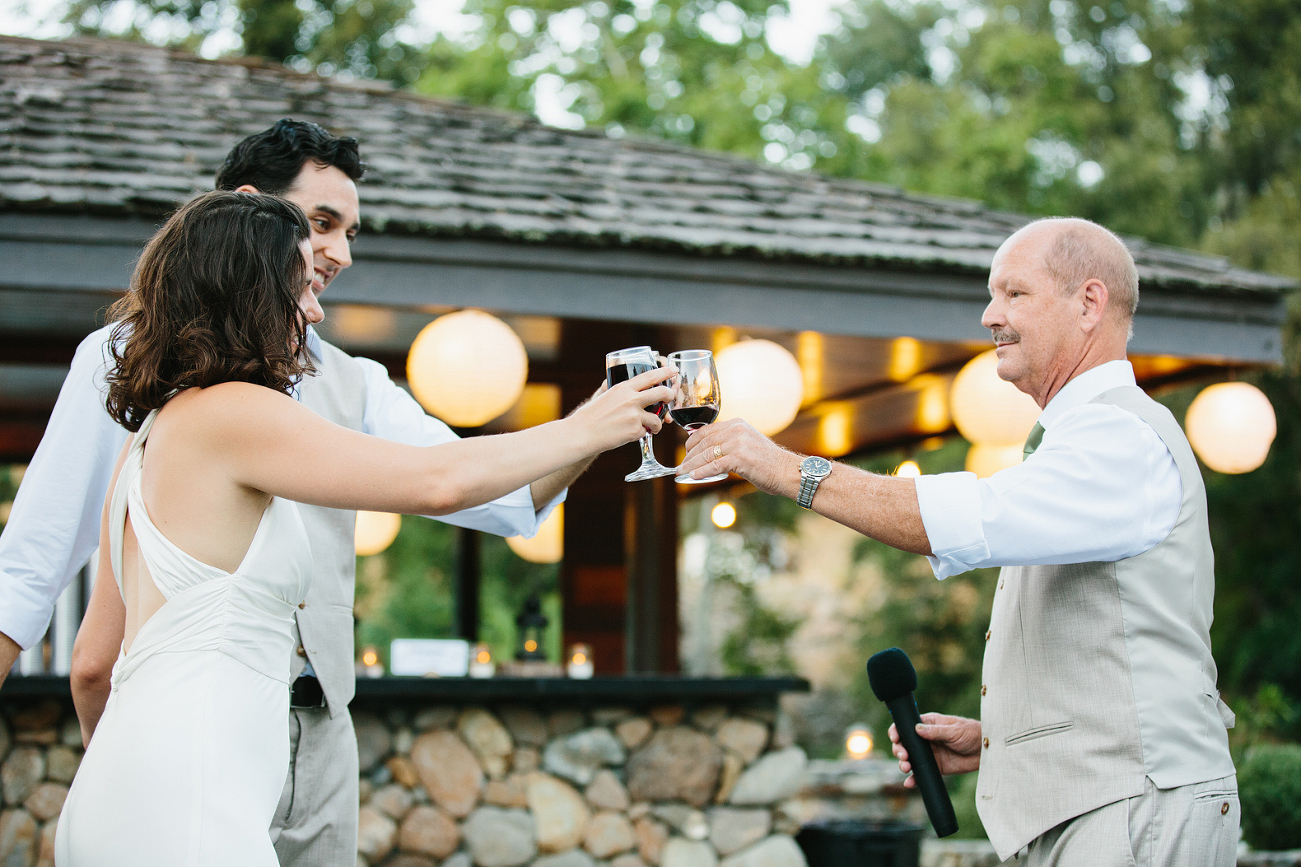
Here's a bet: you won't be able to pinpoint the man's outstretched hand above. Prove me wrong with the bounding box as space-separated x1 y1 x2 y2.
888 712 982 788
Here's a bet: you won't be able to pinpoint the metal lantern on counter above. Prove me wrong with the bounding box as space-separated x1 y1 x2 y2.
515 595 549 661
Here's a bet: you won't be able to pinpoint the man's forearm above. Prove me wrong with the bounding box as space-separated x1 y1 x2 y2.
0 631 20 691
530 455 596 512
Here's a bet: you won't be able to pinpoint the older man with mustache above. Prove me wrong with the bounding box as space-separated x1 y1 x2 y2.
678 217 1239 866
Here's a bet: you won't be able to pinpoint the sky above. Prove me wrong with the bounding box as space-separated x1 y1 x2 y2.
0 0 845 66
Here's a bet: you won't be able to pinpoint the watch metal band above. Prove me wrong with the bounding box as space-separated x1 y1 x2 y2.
797 475 820 509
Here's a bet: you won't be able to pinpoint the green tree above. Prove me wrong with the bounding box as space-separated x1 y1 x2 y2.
62 0 423 81
414 0 861 173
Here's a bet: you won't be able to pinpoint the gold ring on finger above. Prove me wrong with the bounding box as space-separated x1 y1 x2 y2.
713 445 723 460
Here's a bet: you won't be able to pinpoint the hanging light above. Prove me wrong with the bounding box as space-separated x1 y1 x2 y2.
895 461 921 478
355 511 401 557
950 350 1041 446
711 501 737 529
1185 382 1277 474
406 310 529 428
506 504 564 564
715 339 805 436
965 443 1025 479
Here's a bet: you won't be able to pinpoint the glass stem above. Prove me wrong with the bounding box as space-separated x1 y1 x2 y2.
639 433 657 466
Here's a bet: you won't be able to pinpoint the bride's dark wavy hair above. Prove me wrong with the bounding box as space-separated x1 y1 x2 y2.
105 191 314 432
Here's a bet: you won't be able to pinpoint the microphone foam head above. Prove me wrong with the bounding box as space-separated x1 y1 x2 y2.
867 647 918 702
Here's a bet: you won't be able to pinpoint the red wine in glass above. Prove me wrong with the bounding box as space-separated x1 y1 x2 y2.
607 362 668 419
669 404 719 430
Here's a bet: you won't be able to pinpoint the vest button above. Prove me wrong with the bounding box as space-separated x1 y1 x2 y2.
983 737 990 749
981 684 987 696
985 630 991 641
1221 802 1229 816
296 645 307 657
298 602 306 609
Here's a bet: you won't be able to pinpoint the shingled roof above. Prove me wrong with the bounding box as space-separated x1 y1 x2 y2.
0 33 1292 295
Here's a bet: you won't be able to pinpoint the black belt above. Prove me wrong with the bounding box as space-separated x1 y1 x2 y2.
290 675 326 708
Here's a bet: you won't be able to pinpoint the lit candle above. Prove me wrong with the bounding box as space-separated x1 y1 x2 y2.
468 643 496 679
357 646 384 679
566 643 594 679
845 723 873 760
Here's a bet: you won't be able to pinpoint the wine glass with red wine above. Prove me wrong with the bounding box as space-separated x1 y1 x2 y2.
606 346 676 482
668 349 727 484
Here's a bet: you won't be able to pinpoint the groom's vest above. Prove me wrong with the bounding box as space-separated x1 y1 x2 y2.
291 339 368 717
976 386 1236 859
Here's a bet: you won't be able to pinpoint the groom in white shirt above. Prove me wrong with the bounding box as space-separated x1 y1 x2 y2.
677 217 1239 865
0 119 591 866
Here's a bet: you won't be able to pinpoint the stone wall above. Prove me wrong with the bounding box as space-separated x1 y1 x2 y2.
350 700 810 867
0 697 79 867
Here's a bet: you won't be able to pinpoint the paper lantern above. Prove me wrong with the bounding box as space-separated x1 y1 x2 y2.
1186 382 1276 474
965 443 1024 479
355 511 401 557
950 350 1041 446
406 310 529 427
715 339 805 436
506 504 564 564
711 501 737 529
895 461 921 478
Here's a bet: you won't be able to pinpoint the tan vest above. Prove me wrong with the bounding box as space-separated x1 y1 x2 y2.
976 386 1236 858
290 339 367 717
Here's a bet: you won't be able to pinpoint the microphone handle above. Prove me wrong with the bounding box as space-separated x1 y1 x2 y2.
887 694 959 838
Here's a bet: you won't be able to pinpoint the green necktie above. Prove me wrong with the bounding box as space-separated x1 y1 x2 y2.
1023 422 1045 459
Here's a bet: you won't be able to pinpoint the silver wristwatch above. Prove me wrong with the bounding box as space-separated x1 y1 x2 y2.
797 456 832 509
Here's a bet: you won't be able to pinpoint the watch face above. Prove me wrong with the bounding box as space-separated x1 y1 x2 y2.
802 456 832 478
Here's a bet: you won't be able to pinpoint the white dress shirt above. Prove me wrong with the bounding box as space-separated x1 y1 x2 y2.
916 360 1181 581
0 324 561 649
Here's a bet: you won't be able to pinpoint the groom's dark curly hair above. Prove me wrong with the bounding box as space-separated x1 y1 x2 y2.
105 191 313 432
215 118 364 194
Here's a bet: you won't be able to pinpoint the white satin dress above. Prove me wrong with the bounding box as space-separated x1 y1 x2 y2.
57 409 312 866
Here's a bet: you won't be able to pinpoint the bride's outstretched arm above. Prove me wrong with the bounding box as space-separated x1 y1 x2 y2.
71 457 127 746
190 368 674 516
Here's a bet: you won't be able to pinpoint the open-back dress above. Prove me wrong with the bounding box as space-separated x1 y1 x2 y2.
57 408 311 866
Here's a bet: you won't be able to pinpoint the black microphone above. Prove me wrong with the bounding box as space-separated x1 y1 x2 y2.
867 647 959 838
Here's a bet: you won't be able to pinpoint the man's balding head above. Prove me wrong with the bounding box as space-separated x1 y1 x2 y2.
1007 217 1139 336
983 217 1138 406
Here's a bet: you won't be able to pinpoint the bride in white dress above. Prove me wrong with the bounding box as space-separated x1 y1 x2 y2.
55 191 673 866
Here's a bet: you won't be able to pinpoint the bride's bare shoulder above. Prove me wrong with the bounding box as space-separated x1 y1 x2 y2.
158 383 298 433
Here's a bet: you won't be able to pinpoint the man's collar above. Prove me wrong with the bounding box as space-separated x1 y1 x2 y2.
305 326 323 363
1037 359 1136 430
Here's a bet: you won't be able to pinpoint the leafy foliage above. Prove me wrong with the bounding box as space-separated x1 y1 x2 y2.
1238 743 1301 850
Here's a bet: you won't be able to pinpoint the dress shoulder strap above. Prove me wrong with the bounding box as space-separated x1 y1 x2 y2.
107 410 160 598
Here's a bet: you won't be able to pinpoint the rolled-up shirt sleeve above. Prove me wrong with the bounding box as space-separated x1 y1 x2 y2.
0 325 127 649
915 403 1180 581
356 357 563 539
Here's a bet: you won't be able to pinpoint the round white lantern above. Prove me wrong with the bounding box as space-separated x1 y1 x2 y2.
715 339 805 436
507 504 564 564
1185 382 1276 474
965 443 1024 479
950 350 1041 446
355 511 401 557
406 310 529 428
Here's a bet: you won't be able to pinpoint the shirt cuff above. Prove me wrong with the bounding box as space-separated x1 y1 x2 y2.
914 471 989 581
0 572 56 650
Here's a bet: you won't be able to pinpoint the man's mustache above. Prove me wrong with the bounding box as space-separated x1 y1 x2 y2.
991 329 1019 344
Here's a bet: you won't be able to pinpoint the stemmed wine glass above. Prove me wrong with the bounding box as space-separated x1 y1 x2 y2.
668 349 728 484
606 346 676 482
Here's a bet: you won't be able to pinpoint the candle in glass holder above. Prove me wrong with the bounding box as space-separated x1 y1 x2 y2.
844 723 874 760
468 643 496 679
566 643 594 679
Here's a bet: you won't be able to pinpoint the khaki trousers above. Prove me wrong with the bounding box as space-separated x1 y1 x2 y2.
270 706 360 867
1023 774 1239 867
